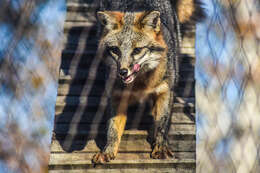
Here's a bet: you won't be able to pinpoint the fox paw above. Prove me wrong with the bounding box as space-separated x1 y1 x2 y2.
92 152 115 164
151 144 174 159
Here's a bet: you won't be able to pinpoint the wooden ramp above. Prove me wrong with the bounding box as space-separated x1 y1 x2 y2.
49 1 196 172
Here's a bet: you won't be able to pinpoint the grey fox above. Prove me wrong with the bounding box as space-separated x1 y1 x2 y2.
92 0 204 163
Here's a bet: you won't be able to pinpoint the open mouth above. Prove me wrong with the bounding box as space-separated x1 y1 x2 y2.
122 64 141 84
123 75 135 84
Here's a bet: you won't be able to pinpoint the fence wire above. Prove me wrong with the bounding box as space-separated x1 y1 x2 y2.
1 0 259 172
0 1 65 172
196 0 260 172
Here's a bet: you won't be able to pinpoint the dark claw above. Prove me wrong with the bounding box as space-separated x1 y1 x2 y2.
151 144 174 159
92 152 105 164
92 152 115 164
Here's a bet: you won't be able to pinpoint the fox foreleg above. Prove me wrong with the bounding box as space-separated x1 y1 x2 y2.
151 82 174 159
92 100 127 164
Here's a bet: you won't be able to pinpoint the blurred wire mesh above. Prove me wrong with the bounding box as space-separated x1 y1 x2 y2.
1 0 260 172
196 0 260 172
0 0 65 172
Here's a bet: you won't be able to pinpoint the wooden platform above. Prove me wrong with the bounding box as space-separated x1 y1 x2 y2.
49 1 196 172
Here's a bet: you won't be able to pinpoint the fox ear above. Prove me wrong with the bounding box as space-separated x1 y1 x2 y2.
141 11 161 33
97 11 122 30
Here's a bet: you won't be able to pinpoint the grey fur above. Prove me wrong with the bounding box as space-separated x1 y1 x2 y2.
95 0 204 161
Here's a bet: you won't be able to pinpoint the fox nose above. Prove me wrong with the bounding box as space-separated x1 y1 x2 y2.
119 68 128 77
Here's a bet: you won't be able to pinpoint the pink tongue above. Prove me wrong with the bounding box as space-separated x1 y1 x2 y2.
133 64 140 72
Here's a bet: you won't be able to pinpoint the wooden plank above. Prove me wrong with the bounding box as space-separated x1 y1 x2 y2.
53 124 195 139
60 64 194 75
172 112 195 123
58 53 195 70
57 69 195 89
180 47 195 55
57 72 195 87
62 49 195 61
52 127 195 136
61 49 195 58
55 95 195 105
66 0 97 6
63 33 195 49
56 85 195 97
55 96 194 106
59 54 195 70
51 138 195 153
55 96 195 114
59 64 194 74
55 103 195 115
58 72 195 85
49 153 195 169
63 20 195 30
63 22 195 37
49 167 195 173
49 152 195 165
54 112 195 124
62 43 195 56
67 2 98 12
181 37 195 48
66 11 97 22
63 22 96 36
64 21 94 29
57 80 195 93
63 36 195 48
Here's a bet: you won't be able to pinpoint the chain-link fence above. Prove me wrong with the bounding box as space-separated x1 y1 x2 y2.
0 1 65 172
1 0 259 172
196 0 260 172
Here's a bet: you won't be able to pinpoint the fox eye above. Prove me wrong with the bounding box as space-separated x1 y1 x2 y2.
108 46 120 56
132 47 142 55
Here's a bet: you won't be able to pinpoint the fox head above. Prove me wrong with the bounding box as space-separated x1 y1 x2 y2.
97 11 167 84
